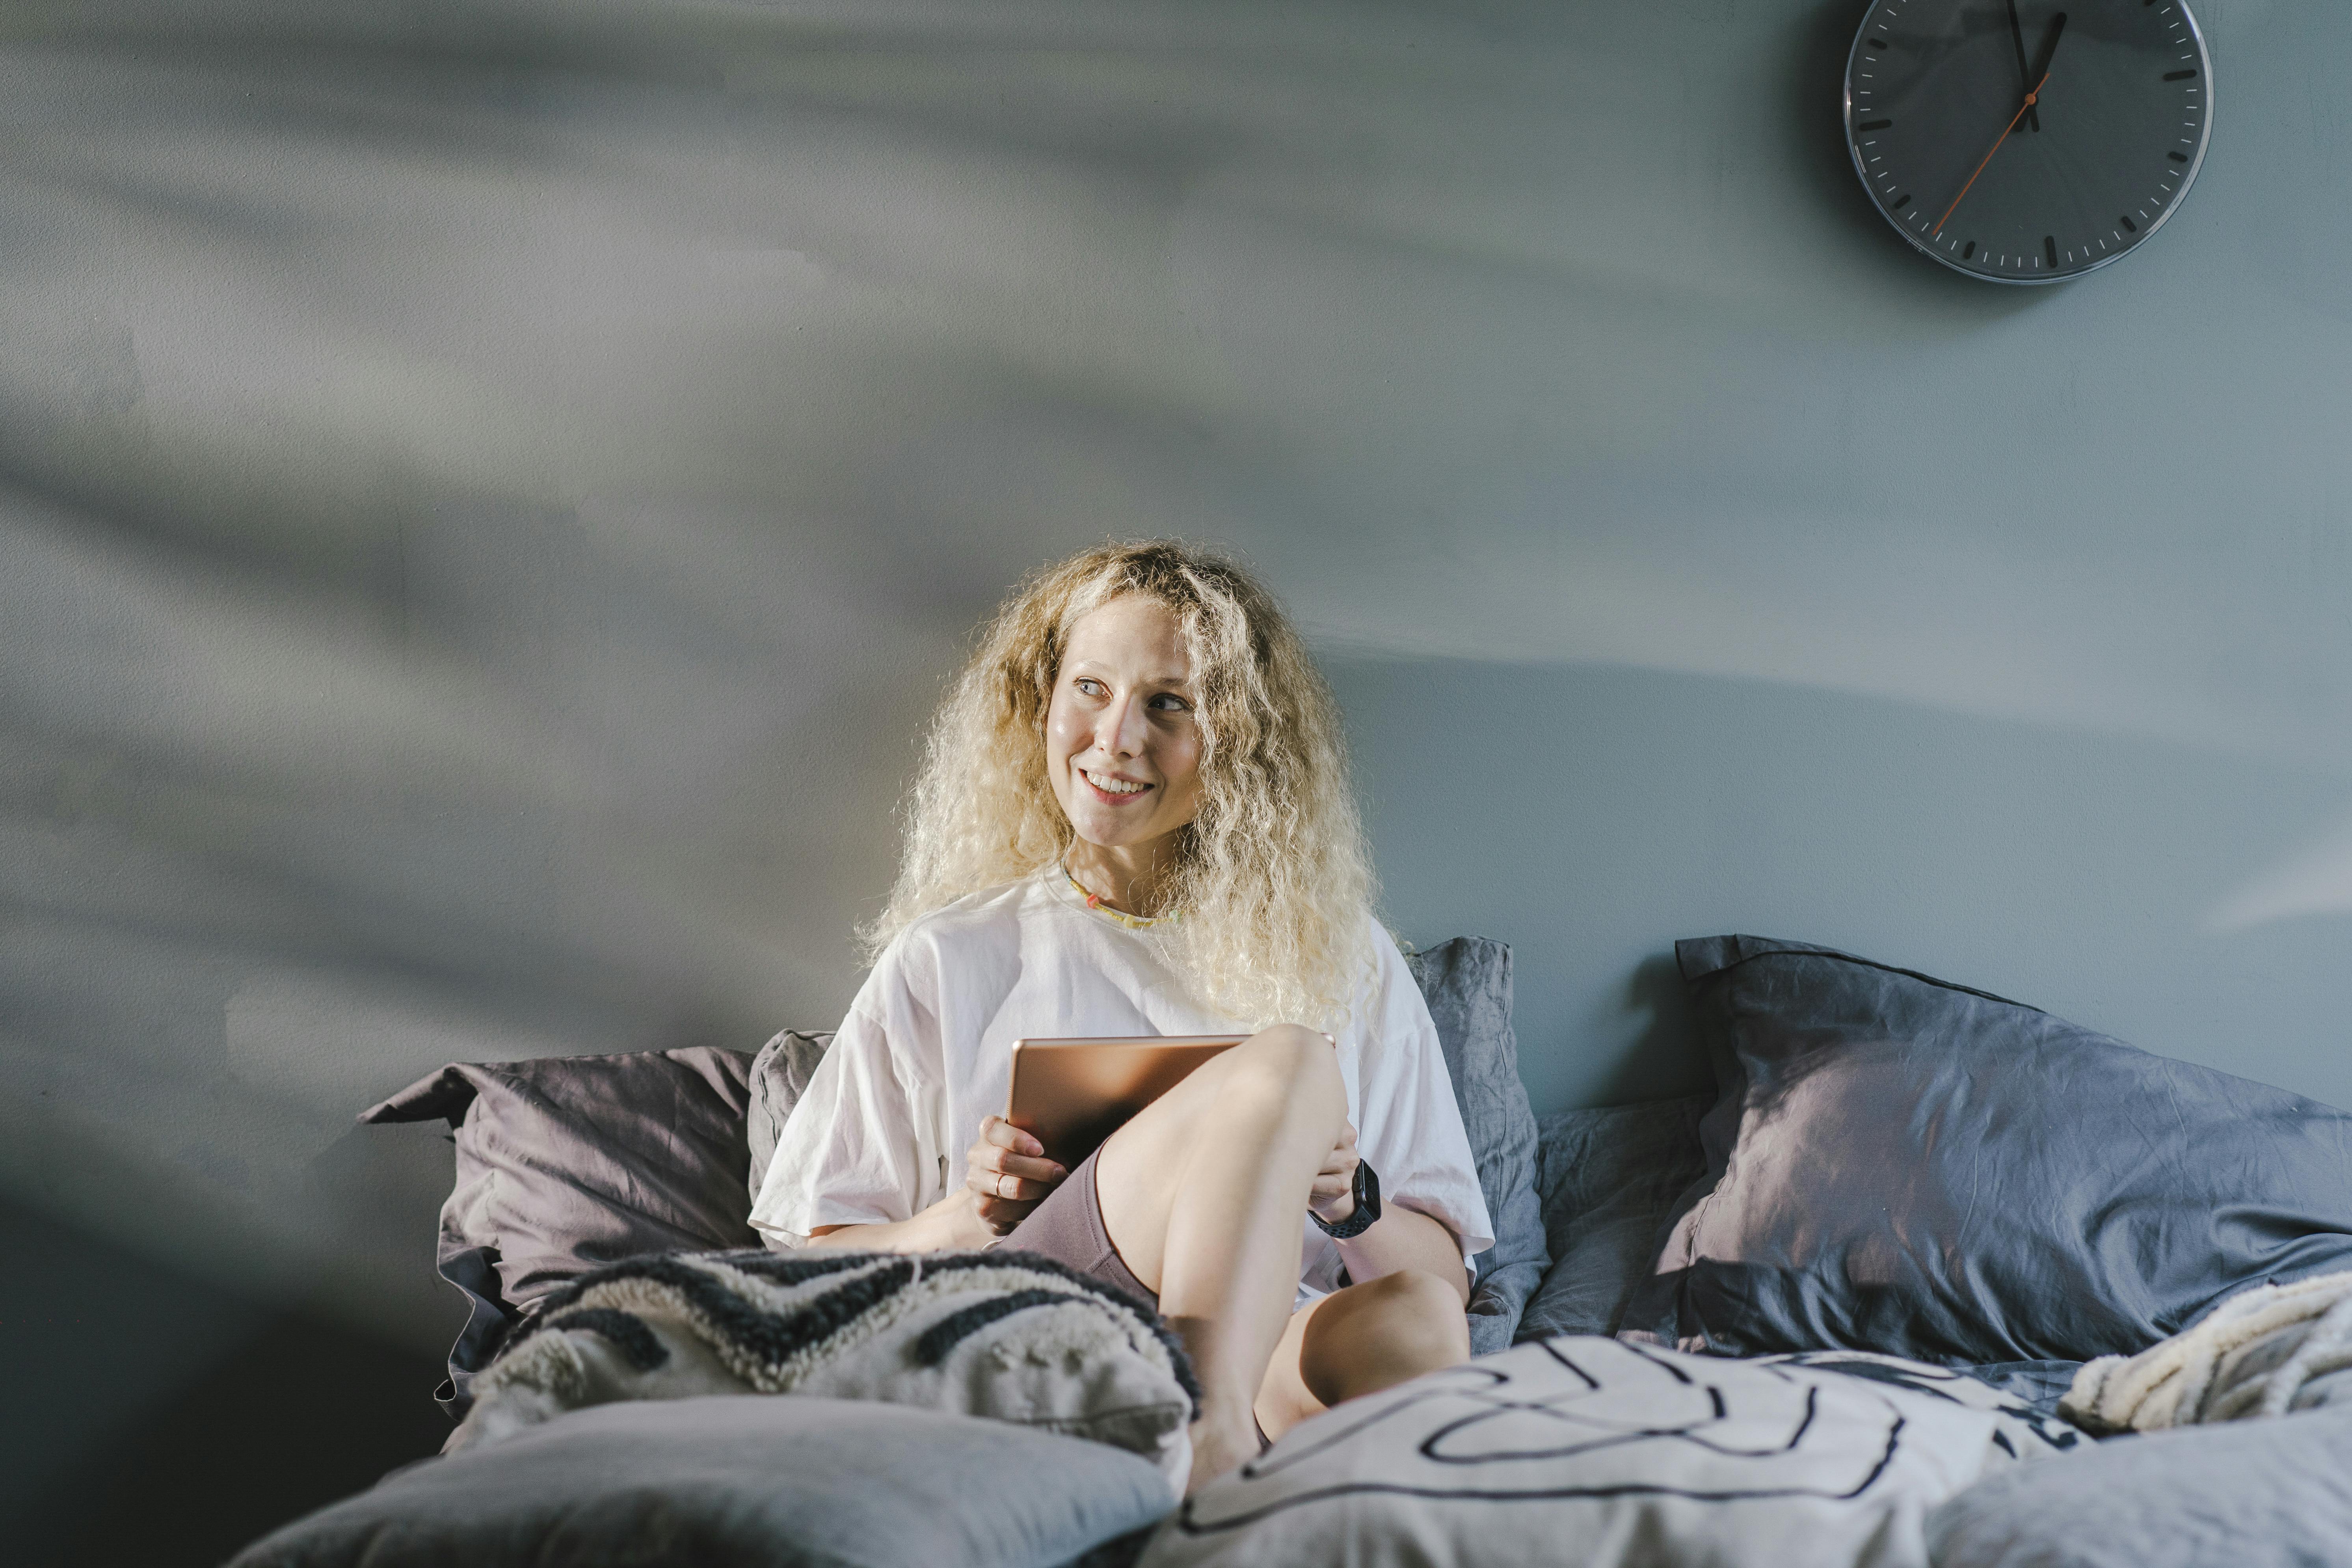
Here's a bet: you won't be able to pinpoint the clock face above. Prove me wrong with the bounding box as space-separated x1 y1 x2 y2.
1845 0 2212 283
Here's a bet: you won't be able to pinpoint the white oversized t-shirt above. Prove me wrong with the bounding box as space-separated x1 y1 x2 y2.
750 869 1494 1305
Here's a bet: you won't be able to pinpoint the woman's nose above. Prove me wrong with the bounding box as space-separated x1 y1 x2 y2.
1100 694 1148 757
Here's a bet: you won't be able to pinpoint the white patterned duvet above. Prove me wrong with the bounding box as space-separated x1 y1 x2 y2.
1146 1337 2082 1568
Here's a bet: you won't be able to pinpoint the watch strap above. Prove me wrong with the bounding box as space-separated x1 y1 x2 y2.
1311 1158 1381 1239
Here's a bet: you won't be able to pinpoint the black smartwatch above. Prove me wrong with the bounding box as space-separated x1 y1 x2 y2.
1310 1158 1381 1239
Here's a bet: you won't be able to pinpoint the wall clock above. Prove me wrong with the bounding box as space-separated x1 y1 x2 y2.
1844 0 2211 282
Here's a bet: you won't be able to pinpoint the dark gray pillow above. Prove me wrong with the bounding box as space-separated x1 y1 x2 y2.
1926 1407 2352 1568
361 1047 759 1413
1516 1095 1708 1341
1405 936 1548 1356
1515 1097 2077 1414
1624 935 2352 1366
227 1395 1173 1568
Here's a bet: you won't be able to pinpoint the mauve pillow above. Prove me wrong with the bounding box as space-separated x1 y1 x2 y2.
1623 935 2352 1366
1404 937 1548 1356
362 1046 758 1413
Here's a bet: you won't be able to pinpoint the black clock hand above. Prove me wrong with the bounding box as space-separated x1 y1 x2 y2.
2027 11 2068 110
2006 0 2042 133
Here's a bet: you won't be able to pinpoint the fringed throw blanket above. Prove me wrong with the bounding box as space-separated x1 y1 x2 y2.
2063 1269 2352 1433
452 1248 1200 1488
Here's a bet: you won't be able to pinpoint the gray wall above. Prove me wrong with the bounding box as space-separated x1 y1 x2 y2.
4 0 2349 1545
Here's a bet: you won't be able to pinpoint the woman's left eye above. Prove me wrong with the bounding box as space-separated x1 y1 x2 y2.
1148 694 1191 713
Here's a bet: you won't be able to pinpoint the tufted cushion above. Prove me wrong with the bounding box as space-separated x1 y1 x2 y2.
449 1247 1200 1488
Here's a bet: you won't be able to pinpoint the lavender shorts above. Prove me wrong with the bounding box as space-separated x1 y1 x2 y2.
997 1144 1157 1311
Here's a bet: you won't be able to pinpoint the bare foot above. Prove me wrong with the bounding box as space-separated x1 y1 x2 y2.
1184 1418 1259 1495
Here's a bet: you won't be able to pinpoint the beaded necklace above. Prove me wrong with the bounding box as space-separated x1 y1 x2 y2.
1062 857 1174 930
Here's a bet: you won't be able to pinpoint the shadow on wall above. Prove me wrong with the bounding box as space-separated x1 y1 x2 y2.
1591 952 1710 1108
2 3 2349 1550
11 0 2348 1333
2 1195 450 1568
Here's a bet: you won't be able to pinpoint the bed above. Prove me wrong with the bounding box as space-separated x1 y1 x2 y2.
228 935 2352 1568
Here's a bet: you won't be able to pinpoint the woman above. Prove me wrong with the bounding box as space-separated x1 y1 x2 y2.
750 540 1492 1492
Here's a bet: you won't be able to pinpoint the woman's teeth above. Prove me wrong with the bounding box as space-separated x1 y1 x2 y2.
1083 768 1149 795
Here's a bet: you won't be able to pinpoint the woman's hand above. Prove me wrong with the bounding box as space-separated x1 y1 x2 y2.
1308 1120 1362 1227
967 1115 1068 1235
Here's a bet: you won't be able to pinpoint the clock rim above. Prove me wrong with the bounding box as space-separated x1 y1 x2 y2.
1842 0 2215 285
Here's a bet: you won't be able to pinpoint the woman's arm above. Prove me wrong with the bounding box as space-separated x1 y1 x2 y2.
1309 1126 1470 1305
1310 922 1495 1310
750 976 940 1246
1335 1205 1470 1306
806 1114 1068 1253
806 1189 995 1254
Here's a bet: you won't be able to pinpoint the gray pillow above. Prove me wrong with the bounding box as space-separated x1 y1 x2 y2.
1624 935 2352 1366
361 1047 759 1414
227 1395 1174 1568
1516 1094 1708 1341
1515 1098 2078 1414
1404 936 1548 1355
1926 1407 2352 1568
746 1028 834 1199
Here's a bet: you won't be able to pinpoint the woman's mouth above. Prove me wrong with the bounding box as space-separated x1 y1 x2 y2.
1079 766 1154 802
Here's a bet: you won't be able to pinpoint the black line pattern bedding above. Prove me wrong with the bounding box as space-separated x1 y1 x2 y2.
1143 1336 2078 1568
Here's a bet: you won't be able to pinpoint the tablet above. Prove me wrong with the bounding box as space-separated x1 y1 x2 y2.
1006 1034 1250 1166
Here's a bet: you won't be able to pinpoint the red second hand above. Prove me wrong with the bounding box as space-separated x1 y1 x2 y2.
1934 70 2048 238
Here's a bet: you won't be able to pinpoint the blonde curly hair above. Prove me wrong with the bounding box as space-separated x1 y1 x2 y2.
866 539 1379 1029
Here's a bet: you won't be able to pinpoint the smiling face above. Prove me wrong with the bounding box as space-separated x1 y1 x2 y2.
876 538 1372 1023
1044 594 1204 863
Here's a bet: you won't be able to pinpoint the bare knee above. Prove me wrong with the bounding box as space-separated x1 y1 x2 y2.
1240 1022 1336 1073
1220 1023 1344 1121
1358 1269 1472 1355
1299 1270 1472 1406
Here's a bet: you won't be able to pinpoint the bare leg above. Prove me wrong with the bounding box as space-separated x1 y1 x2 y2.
1253 1269 1473 1440
1094 1024 1347 1492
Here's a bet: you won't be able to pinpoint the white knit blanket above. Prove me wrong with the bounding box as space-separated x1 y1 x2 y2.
2062 1270 2352 1432
451 1247 1200 1488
